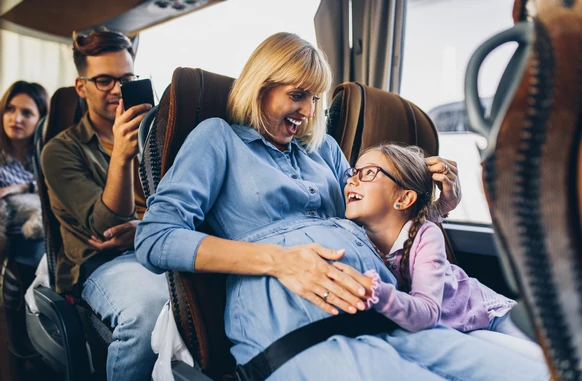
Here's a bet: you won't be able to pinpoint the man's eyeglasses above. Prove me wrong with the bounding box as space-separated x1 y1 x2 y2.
80 74 139 92
343 165 405 188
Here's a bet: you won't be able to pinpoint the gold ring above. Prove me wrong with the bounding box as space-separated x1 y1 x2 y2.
443 165 449 175
322 291 330 301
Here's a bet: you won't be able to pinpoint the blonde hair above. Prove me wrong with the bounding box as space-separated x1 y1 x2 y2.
364 143 436 292
227 32 332 153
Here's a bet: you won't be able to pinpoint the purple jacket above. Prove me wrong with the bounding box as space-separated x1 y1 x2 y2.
365 221 515 333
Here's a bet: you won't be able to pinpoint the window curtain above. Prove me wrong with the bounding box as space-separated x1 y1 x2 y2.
0 29 76 97
315 0 407 102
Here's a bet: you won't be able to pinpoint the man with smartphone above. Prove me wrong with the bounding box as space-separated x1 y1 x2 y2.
41 28 167 381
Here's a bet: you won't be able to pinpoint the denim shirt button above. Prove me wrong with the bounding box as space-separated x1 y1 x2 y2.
291 174 298 179
309 211 316 216
309 187 315 194
356 241 363 246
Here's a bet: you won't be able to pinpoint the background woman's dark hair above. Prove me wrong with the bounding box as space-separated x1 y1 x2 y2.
0 80 49 158
365 143 435 292
72 27 134 74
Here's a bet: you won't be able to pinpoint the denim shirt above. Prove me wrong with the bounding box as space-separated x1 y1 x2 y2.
135 118 398 364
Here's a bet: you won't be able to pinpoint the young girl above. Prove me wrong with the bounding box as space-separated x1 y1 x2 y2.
337 142 544 361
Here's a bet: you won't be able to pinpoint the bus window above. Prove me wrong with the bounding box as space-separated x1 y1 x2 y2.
400 0 517 225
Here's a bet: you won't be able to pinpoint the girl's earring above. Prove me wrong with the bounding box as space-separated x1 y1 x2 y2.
395 204 400 209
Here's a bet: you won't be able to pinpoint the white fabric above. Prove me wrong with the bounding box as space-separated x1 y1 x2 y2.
151 300 195 381
388 220 413 255
24 253 49 314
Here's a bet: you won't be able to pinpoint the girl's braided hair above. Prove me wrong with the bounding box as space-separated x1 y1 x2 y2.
364 143 435 292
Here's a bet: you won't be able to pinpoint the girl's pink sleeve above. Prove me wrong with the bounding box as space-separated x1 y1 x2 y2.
363 224 447 332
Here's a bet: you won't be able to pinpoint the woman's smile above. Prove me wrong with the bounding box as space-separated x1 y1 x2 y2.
261 84 318 150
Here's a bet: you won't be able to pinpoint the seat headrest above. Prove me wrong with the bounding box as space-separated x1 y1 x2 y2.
161 68 235 174
328 82 439 166
45 87 86 142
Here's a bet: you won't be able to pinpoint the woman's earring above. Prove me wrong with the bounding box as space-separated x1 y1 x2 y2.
395 204 400 209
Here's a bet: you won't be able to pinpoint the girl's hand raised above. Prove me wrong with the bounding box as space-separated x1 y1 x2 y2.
271 244 367 316
425 156 462 216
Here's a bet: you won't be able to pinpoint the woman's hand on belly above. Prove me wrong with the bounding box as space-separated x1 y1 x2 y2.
270 244 368 316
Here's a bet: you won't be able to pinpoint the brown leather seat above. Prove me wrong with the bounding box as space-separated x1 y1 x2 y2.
140 67 236 380
35 87 85 287
327 82 439 166
470 1 582 379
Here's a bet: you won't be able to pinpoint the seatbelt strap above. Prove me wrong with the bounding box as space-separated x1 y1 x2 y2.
235 310 397 381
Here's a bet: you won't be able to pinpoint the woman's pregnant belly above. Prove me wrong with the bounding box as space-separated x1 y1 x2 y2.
225 217 397 364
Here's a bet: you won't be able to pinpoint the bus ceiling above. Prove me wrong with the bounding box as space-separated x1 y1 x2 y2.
0 0 224 44
0 0 406 96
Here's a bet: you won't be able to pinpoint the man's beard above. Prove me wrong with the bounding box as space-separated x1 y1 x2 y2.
96 105 116 124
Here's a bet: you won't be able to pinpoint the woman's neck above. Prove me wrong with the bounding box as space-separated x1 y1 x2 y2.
10 140 30 164
364 214 410 256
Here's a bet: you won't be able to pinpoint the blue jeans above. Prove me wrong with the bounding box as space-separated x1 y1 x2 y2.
82 251 168 381
268 326 549 381
489 313 533 341
466 313 545 363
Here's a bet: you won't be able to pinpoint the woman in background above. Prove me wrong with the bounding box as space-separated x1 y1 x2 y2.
0 80 48 268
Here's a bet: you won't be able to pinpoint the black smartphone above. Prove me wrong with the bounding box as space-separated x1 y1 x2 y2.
121 78 155 110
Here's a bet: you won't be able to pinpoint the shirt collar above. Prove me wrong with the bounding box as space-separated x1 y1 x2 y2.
388 220 413 255
77 113 100 144
231 124 307 154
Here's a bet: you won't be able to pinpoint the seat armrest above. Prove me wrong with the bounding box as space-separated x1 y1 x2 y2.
31 286 91 380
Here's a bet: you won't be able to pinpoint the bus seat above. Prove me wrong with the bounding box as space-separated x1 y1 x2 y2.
327 82 457 264
466 1 582 379
327 82 438 166
26 86 113 380
140 67 236 380
35 87 85 288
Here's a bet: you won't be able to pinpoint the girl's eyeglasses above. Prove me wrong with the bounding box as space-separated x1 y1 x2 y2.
343 166 405 188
